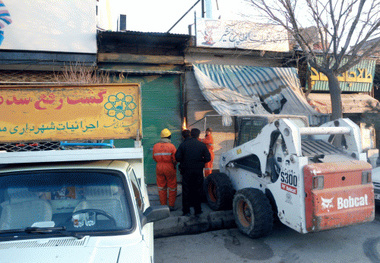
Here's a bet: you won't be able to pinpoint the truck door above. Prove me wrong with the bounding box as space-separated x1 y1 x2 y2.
128 169 153 255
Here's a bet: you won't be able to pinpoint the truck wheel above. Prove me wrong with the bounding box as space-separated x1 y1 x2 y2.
233 188 273 238
204 173 234 211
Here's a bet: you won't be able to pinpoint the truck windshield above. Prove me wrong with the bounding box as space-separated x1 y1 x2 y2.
0 170 133 234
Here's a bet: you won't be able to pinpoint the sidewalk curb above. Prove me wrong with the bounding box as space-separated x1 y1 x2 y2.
148 184 235 238
154 210 235 238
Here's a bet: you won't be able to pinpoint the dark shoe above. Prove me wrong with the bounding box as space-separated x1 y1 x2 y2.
194 211 202 218
169 206 177 211
182 212 191 217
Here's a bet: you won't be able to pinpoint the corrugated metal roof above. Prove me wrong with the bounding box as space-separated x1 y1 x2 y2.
307 93 379 114
98 30 191 39
97 30 191 54
194 64 326 126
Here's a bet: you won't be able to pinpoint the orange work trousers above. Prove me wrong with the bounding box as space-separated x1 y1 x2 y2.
156 162 177 207
204 151 214 177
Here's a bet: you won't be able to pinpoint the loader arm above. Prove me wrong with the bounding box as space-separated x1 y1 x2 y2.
219 118 303 176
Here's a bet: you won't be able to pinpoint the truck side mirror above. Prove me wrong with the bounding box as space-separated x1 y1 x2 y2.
141 205 170 226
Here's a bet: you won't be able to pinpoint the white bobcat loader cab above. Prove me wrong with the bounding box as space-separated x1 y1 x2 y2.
204 115 374 238
0 84 169 263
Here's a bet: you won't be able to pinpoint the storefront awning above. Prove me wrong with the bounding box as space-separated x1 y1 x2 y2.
307 93 380 114
193 64 326 126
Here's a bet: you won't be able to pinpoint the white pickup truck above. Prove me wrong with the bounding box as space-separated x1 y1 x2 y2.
0 83 170 262
0 148 169 263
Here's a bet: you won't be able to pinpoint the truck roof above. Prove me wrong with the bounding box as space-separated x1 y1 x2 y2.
0 159 132 174
0 147 143 165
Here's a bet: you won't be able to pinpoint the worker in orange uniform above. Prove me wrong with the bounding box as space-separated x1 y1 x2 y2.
153 128 177 211
201 128 214 177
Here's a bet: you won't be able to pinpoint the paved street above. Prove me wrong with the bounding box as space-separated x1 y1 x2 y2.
154 206 380 263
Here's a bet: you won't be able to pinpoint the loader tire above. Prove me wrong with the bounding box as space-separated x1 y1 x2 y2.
204 173 234 211
233 188 273 238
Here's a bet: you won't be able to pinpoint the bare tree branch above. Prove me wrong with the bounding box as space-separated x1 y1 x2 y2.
246 0 380 119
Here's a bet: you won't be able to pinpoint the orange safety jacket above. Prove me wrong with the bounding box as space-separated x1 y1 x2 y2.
202 134 214 153
152 138 177 206
201 134 214 176
153 139 177 167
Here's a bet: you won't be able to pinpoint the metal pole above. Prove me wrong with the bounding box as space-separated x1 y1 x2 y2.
299 127 351 135
167 0 201 33
201 0 205 18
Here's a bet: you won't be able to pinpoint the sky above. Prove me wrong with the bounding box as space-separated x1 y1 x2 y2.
97 0 254 34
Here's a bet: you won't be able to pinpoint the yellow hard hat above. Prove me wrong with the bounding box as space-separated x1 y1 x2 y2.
161 128 171 138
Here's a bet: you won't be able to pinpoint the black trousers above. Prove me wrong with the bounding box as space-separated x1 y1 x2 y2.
182 168 204 214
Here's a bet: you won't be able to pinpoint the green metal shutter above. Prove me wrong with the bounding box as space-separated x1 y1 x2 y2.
117 75 182 184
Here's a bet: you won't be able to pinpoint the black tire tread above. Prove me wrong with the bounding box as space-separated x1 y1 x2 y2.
233 188 273 238
204 173 234 211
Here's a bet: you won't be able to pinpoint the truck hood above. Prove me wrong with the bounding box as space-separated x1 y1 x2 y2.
0 246 120 263
0 237 148 263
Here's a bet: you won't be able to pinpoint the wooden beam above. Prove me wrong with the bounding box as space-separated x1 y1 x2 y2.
98 53 184 65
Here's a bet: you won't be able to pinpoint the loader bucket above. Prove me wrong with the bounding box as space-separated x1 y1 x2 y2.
304 160 374 232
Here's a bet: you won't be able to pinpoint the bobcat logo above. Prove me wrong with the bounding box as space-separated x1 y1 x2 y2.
321 197 334 211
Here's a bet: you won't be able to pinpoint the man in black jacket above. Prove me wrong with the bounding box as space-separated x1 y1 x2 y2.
175 128 211 217
178 129 190 176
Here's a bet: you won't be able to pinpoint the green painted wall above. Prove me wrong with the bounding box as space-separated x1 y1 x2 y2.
113 74 182 184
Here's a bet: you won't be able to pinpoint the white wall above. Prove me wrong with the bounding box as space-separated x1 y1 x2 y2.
0 0 96 53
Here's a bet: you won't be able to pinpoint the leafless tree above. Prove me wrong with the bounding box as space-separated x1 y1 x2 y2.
248 0 380 120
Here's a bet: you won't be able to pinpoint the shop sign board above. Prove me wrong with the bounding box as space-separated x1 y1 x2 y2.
308 59 376 92
196 18 289 52
0 84 141 143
